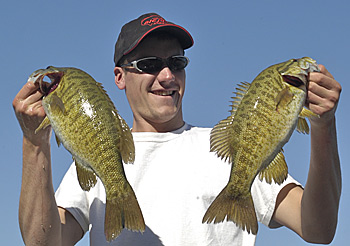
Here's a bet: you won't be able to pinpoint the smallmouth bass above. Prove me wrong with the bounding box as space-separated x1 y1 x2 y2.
202 57 319 234
29 66 145 241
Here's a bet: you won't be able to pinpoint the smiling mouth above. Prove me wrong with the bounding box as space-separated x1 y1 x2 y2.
151 90 175 96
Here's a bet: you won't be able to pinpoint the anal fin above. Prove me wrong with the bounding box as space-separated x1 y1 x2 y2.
75 159 97 191
258 150 288 184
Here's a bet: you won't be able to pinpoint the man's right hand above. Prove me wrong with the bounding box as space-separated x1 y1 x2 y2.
13 80 51 145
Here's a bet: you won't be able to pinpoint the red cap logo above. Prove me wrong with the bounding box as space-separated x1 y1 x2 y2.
141 15 168 26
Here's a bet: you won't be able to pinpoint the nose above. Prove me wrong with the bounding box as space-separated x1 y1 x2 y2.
157 67 175 83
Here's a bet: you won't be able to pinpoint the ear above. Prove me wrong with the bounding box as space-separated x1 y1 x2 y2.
114 67 126 90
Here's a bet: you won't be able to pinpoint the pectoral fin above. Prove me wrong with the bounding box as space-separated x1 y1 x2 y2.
35 116 51 134
47 93 66 115
55 134 62 147
75 159 97 191
299 107 318 118
296 108 319 134
275 87 294 111
258 150 288 184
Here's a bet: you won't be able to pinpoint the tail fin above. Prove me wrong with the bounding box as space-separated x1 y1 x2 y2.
202 186 258 235
104 185 145 241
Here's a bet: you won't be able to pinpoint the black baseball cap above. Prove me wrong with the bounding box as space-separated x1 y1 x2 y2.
114 13 194 66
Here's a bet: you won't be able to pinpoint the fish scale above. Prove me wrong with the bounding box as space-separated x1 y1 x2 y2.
31 66 145 241
203 57 320 235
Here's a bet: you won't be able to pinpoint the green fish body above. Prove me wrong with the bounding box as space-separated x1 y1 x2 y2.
30 66 145 241
202 57 319 234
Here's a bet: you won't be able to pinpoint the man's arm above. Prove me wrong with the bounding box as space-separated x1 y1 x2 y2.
273 65 342 244
13 81 83 245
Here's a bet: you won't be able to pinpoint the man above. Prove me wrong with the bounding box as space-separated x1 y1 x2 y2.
13 13 341 245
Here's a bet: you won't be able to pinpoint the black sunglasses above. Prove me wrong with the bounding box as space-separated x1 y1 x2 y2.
121 55 189 74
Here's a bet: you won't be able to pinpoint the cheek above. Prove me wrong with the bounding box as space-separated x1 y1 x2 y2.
178 72 186 95
125 85 141 104
125 79 148 108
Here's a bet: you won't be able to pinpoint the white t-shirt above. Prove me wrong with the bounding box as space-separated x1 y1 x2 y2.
55 123 299 246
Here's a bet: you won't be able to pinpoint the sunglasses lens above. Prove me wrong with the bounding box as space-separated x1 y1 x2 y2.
136 58 163 73
127 56 189 73
169 56 188 71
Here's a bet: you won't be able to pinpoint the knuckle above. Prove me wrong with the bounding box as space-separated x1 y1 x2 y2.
308 81 316 90
310 106 322 116
318 64 325 70
335 83 342 93
322 100 335 112
328 94 338 103
15 101 27 113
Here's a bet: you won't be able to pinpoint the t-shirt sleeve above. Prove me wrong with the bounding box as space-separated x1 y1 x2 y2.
251 174 302 228
55 162 90 233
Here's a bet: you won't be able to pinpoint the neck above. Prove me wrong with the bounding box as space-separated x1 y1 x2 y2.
131 116 185 133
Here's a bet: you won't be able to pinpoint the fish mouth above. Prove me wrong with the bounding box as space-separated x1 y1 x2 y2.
282 74 306 88
280 57 320 90
29 67 64 96
281 58 320 89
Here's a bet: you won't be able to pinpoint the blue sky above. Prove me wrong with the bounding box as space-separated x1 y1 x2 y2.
2 0 349 245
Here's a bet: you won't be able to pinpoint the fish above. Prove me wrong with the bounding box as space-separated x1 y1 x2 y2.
202 57 320 235
29 66 145 241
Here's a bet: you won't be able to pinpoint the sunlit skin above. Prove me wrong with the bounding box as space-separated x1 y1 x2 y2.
114 36 186 132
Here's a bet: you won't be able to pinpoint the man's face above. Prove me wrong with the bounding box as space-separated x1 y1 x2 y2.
115 36 186 132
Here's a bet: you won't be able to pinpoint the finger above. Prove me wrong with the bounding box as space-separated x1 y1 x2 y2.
307 89 326 107
308 64 342 92
25 100 46 116
308 64 341 102
13 82 44 111
318 64 334 79
307 90 337 116
23 89 44 105
308 81 339 103
15 81 40 101
307 103 327 117
308 73 336 91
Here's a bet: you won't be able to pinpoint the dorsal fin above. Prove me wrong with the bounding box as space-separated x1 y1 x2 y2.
95 81 135 164
115 113 135 164
210 115 236 163
210 81 251 163
229 81 250 113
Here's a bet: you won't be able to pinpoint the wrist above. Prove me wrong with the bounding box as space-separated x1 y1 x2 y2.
309 115 336 131
22 134 52 174
23 127 52 148
23 133 51 153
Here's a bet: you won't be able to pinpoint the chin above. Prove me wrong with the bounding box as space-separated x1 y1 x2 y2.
152 108 182 124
